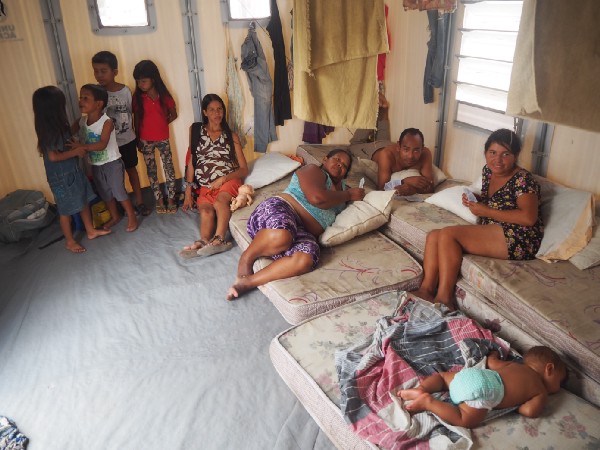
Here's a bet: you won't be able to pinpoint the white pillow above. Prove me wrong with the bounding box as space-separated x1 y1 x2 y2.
569 218 600 270
244 152 301 189
319 190 395 247
535 177 594 261
425 185 478 224
359 158 447 187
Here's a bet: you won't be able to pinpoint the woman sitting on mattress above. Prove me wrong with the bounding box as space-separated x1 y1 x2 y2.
227 148 365 300
413 128 543 310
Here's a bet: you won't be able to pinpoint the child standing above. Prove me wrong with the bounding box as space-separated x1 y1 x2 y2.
71 84 138 232
32 86 111 253
91 51 150 216
398 346 567 428
132 60 178 214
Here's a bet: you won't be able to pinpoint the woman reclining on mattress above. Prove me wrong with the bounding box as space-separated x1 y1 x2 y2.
413 128 543 310
226 149 365 300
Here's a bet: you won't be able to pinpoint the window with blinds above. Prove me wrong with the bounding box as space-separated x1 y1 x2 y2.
454 1 523 131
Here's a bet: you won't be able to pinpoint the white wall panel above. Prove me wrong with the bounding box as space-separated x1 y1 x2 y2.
0 1 58 200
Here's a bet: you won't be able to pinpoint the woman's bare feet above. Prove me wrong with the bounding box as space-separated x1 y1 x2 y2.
65 239 86 253
226 275 253 301
410 287 435 303
87 229 111 240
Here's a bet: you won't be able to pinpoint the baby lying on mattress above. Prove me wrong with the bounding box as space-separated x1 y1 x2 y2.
399 346 566 428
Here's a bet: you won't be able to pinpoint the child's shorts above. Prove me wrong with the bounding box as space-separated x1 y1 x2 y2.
118 139 139 169
92 159 128 203
449 367 505 410
49 168 96 216
246 196 320 269
196 178 242 205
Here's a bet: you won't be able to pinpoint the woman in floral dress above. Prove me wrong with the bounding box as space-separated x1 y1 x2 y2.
413 129 543 309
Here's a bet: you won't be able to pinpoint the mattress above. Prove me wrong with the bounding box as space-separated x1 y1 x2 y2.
296 143 600 406
270 291 600 449
229 174 423 325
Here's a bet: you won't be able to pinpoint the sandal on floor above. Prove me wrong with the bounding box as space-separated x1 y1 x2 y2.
138 203 151 217
178 240 208 259
156 204 167 214
196 235 233 257
167 204 178 214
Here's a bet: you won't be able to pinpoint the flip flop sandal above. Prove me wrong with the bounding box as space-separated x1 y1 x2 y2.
167 204 178 214
156 204 167 214
138 203 151 217
196 235 233 257
178 240 208 259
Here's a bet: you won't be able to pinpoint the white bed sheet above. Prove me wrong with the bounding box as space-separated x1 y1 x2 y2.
0 209 334 450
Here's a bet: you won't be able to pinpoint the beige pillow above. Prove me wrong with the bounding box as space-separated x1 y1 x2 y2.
568 218 600 270
319 190 395 247
535 177 595 262
359 158 447 187
424 185 478 224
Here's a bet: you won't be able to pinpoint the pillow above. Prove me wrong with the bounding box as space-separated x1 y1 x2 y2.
244 152 301 189
319 190 395 247
424 185 478 224
535 177 595 262
359 158 447 187
569 218 600 270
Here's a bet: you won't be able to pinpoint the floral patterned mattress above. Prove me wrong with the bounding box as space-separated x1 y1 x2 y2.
270 291 600 449
297 144 600 406
229 175 423 325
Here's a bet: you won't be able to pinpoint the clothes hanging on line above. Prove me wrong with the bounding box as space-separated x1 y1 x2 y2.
241 26 277 152
302 122 335 144
267 0 292 126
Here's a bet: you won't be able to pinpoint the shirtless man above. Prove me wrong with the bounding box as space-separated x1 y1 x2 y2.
371 128 435 195
397 346 566 429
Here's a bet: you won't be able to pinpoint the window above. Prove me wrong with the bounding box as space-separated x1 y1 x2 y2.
227 0 270 21
88 0 156 35
454 1 523 131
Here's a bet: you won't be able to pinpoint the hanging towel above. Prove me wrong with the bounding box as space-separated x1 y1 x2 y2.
293 0 388 129
267 0 292 126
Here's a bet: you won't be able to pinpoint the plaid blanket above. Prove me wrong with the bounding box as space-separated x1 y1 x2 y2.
335 295 514 449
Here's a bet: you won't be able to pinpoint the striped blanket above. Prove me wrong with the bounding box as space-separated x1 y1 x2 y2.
335 296 514 449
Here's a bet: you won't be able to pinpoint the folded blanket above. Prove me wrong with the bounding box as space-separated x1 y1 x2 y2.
293 0 388 129
335 295 515 449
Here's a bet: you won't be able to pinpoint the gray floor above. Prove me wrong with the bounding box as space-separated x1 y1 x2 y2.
0 205 335 450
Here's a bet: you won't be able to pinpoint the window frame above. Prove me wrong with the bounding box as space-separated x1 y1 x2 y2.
225 0 270 22
453 0 523 133
87 0 157 36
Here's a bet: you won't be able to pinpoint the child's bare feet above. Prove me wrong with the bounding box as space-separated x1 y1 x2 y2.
226 275 253 301
65 240 86 253
102 214 122 230
126 216 138 232
87 229 111 240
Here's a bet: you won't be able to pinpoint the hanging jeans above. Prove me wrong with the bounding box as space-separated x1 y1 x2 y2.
423 10 450 104
241 29 277 152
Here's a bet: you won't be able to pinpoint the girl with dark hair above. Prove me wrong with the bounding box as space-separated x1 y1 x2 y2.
180 94 249 257
32 86 110 252
227 148 365 300
413 128 543 310
132 60 178 214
